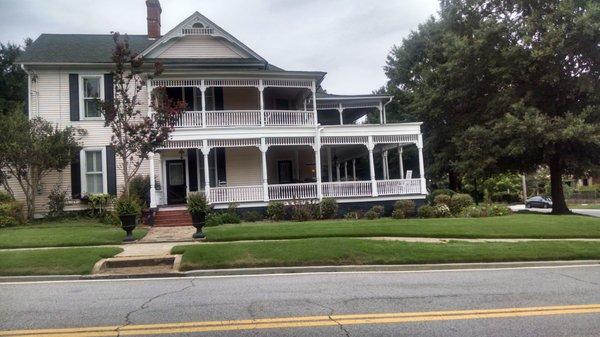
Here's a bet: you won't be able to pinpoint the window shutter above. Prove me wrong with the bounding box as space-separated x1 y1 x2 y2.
104 74 114 105
214 87 224 110
106 146 117 196
216 148 226 185
187 149 198 192
69 74 79 121
70 154 81 199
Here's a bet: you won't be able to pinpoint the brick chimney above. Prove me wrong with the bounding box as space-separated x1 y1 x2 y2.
146 0 162 39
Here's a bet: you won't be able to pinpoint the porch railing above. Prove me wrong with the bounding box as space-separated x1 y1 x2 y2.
175 110 316 128
377 178 421 195
322 181 372 198
210 185 263 204
268 183 318 201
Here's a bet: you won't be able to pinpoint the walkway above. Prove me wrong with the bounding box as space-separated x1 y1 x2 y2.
509 205 600 217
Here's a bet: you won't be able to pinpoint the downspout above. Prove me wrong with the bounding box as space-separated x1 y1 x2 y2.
382 96 393 124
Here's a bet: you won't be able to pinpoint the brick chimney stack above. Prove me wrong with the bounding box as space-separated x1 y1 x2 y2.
146 0 162 39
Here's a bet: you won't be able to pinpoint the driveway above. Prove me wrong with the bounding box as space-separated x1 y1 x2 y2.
510 204 600 217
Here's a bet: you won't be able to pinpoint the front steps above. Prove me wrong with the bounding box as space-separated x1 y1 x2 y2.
90 255 183 278
154 209 192 227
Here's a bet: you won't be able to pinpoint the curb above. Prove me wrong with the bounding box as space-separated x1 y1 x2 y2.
2 260 599 283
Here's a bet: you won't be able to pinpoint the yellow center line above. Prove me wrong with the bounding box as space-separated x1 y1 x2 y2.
2 304 600 337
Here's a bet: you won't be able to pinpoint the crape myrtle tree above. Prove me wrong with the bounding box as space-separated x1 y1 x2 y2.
383 0 599 214
0 109 85 219
99 33 186 197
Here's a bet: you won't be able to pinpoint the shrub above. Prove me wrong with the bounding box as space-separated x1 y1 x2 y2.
418 204 436 218
288 199 318 222
490 204 512 216
242 211 263 222
462 206 484 218
392 200 415 219
0 191 15 203
227 202 239 214
0 215 18 228
433 204 452 217
344 210 363 220
86 194 113 219
491 191 520 204
364 209 380 220
205 212 241 227
47 186 67 218
0 201 24 225
114 195 141 216
371 205 385 216
187 192 210 216
433 194 452 207
266 201 285 221
319 198 338 219
427 188 456 204
129 175 151 208
449 193 474 215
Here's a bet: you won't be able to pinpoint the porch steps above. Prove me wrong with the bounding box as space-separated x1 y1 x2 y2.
154 209 193 227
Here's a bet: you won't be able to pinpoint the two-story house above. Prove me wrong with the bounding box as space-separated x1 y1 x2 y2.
15 0 427 218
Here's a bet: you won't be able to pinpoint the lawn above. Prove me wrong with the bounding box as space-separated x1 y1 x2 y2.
203 214 600 242
172 238 600 270
0 247 122 275
0 218 147 249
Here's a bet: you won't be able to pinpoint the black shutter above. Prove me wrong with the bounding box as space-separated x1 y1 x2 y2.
187 149 198 192
104 74 114 105
106 146 117 196
214 87 224 110
216 148 226 185
69 74 79 121
70 154 81 199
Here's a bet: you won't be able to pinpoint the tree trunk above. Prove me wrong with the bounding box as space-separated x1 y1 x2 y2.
448 169 461 192
122 153 129 197
548 155 570 214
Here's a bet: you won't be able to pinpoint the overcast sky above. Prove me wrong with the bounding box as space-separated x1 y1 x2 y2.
0 0 439 94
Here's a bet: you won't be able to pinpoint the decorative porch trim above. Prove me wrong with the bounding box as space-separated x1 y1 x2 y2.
321 136 369 146
372 134 418 144
157 139 203 149
208 138 261 148
265 137 314 146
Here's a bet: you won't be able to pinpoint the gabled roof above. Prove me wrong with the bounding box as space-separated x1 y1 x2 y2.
140 12 266 63
17 34 154 64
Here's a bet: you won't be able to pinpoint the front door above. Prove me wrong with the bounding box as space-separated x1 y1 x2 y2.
277 160 293 184
166 160 186 204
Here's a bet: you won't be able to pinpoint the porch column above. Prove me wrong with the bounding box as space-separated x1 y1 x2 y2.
311 81 318 126
417 134 426 194
259 80 265 126
314 133 323 200
149 152 157 208
378 101 383 124
200 81 207 128
352 159 356 181
381 151 389 180
201 140 211 201
260 138 269 202
398 145 404 179
337 103 344 125
336 163 341 182
344 162 348 181
327 147 333 182
367 136 378 196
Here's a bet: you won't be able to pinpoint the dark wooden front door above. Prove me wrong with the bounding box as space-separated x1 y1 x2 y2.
277 160 293 184
166 160 186 204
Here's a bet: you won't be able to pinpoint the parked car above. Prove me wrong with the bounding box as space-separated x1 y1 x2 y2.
526 196 553 209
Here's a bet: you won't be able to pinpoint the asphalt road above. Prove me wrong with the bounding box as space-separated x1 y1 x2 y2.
2 264 600 336
510 204 600 217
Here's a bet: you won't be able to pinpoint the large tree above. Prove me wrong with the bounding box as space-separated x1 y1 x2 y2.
0 110 85 219
0 39 31 114
99 33 186 197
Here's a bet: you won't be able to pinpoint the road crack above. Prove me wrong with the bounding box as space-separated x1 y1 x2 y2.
555 272 600 286
115 279 196 337
305 299 351 337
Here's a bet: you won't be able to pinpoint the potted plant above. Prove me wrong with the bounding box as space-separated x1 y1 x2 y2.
115 195 142 242
187 192 210 239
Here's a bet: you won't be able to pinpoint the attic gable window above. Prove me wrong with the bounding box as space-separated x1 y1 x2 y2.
192 22 204 28
79 75 104 119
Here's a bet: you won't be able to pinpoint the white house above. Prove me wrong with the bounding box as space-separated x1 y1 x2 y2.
15 0 427 217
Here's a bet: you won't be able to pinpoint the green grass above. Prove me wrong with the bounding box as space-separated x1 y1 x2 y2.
0 218 147 249
0 247 122 275
203 214 600 242
172 238 600 270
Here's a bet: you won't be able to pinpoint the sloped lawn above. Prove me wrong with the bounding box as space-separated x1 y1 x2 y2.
203 214 600 242
0 218 147 249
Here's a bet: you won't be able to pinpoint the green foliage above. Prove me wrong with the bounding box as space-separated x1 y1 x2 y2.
0 215 18 228
365 205 385 220
0 201 24 227
0 41 30 114
114 195 141 216
86 194 112 219
129 175 150 209
242 211 263 222
433 194 452 207
0 191 14 203
290 200 318 222
0 110 85 219
47 186 66 218
319 198 338 219
344 210 364 220
187 192 210 216
266 201 285 221
205 212 241 227
433 204 452 218
427 189 455 204
449 193 474 215
392 200 416 219
227 202 238 214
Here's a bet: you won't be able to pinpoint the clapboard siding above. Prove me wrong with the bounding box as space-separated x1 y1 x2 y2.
225 147 262 186
158 36 248 59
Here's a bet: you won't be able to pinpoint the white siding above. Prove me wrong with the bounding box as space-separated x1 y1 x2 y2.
157 36 248 59
225 147 262 186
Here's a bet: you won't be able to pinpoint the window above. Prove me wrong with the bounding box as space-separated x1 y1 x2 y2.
192 22 204 28
80 75 104 119
82 149 106 194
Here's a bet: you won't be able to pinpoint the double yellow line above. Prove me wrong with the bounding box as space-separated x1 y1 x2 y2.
2 304 600 337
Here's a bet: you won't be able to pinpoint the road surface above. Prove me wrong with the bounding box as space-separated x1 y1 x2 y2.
510 204 600 217
2 264 600 336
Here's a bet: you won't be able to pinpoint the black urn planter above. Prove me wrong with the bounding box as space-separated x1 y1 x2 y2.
119 214 137 242
191 213 206 239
